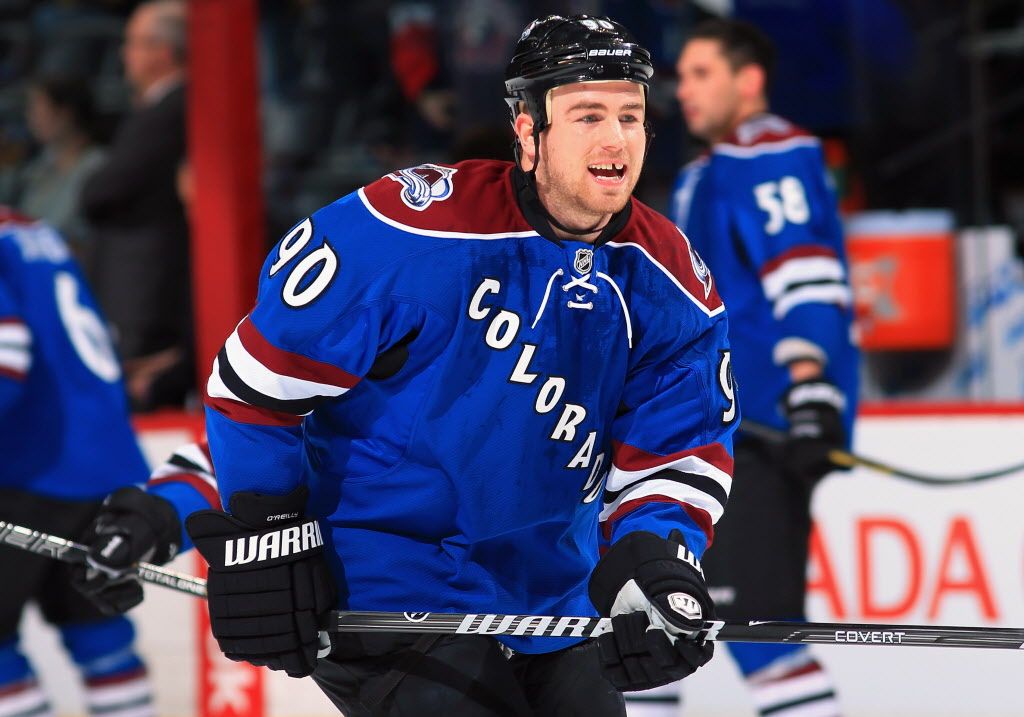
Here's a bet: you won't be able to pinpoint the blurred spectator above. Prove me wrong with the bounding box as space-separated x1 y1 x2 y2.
80 0 191 412
11 73 105 272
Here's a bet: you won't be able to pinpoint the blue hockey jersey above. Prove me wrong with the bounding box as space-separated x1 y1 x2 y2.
205 160 737 653
670 115 858 436
0 210 149 498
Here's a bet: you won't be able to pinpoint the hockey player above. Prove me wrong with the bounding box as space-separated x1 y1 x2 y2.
632 18 859 717
78 15 739 716
0 209 159 717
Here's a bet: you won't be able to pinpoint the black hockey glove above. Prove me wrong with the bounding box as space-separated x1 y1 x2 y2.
72 487 182 615
185 486 336 678
781 378 848 489
588 530 715 692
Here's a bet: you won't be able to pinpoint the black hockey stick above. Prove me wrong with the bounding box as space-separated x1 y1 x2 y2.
8 519 1023 651
0 520 207 598
741 420 1024 486
329 611 1024 651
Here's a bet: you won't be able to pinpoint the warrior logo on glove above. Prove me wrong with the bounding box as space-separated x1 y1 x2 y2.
668 592 703 621
224 520 323 566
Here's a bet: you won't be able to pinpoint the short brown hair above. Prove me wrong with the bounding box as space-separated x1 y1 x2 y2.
687 18 776 92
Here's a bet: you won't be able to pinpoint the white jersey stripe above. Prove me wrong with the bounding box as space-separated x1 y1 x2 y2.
0 323 30 347
604 241 725 318
714 135 821 159
763 697 841 717
752 670 834 711
173 442 214 475
599 478 725 525
606 454 732 494
0 345 31 374
0 683 51 717
206 357 243 404
774 284 852 320
762 256 846 300
225 328 351 403
86 677 152 708
149 462 217 494
101 706 156 717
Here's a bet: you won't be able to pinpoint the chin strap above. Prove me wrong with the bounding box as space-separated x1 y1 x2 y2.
514 118 655 240
523 123 607 237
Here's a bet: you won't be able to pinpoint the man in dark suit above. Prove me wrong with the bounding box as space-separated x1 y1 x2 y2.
81 0 191 411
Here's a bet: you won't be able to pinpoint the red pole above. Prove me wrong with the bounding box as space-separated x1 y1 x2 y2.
186 2 264 714
187 0 265 396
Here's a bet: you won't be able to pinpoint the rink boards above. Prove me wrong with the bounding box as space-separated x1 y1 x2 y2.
21 407 1024 717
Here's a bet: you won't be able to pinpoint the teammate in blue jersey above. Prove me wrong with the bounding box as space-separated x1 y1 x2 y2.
74 15 739 716
626 18 859 717
0 209 161 717
73 439 219 615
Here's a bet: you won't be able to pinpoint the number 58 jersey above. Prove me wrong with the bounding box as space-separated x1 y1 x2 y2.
0 210 149 498
670 115 858 435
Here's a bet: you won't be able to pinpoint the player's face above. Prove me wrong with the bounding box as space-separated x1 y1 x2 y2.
676 39 742 143
533 81 647 232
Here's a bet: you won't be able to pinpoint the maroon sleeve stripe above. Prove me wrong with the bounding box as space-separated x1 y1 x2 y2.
205 392 303 427
599 496 714 545
0 366 27 381
237 316 360 389
148 472 221 511
612 440 734 476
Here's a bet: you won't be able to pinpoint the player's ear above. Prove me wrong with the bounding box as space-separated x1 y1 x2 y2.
736 63 766 102
513 112 537 172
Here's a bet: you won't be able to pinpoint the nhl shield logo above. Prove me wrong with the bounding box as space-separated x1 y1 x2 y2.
388 164 458 211
573 248 594 275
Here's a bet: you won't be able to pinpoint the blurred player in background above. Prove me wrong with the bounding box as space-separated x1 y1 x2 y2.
78 13 739 717
0 209 158 717
73 441 217 618
623 17 859 717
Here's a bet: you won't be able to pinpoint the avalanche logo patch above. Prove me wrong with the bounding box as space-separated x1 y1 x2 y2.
687 240 713 299
388 164 458 211
573 248 593 275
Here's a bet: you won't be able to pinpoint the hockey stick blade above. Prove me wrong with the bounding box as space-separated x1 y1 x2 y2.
0 520 207 598
330 611 1024 650
741 420 1024 486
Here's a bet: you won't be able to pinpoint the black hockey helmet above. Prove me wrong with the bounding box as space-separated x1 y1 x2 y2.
504 15 654 132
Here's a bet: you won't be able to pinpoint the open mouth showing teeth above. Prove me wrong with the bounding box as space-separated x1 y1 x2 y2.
588 163 626 180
